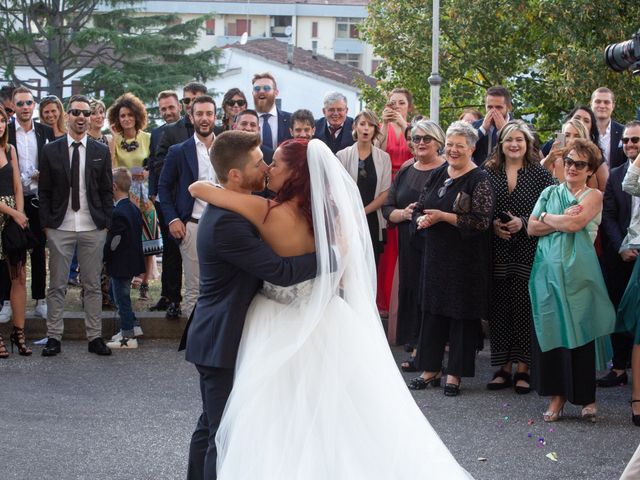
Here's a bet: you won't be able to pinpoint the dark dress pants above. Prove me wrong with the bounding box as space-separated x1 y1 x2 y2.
155 201 182 303
25 194 46 299
187 365 234 480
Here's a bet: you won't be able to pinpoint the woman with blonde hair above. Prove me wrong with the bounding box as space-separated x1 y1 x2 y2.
38 95 66 138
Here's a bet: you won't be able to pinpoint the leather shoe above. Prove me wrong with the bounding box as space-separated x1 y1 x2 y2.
165 302 182 320
596 369 628 388
150 296 170 311
88 338 112 356
42 338 61 357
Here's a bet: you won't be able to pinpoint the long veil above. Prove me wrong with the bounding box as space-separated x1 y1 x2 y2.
216 139 472 479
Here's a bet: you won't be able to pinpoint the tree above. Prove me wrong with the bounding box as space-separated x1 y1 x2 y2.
0 1 220 104
361 0 640 137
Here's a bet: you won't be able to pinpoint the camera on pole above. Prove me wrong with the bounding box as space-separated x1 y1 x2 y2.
604 30 640 75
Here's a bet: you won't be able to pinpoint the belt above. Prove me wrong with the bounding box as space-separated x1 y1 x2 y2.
187 217 199 224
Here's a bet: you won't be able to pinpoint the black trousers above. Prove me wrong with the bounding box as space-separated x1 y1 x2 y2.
187 364 234 480
416 312 480 378
155 201 182 303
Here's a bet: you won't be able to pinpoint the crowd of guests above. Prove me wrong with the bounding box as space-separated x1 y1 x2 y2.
1 77 640 426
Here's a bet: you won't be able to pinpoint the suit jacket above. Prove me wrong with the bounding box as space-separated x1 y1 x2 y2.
103 198 145 278
609 120 626 169
471 116 514 166
601 160 635 305
39 135 113 230
156 116 194 170
8 120 55 174
158 136 198 225
276 109 292 146
182 205 318 368
314 117 355 154
147 123 169 197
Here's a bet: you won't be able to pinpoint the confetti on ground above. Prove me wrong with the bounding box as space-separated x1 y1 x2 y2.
477 457 487 462
546 452 558 462
504 416 509 422
548 428 555 433
527 433 533 438
527 419 535 426
503 403 511 408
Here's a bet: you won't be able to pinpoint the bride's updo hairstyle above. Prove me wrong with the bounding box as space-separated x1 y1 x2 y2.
269 138 313 231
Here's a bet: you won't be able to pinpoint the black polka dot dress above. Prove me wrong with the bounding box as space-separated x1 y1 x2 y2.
485 163 555 367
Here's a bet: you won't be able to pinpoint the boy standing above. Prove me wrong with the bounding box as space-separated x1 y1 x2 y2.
106 168 145 349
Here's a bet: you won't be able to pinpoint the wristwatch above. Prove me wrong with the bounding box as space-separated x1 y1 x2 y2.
539 212 548 223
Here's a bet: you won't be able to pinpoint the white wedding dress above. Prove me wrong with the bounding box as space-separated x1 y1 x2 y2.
215 140 473 479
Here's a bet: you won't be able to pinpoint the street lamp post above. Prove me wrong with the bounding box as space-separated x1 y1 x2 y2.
428 0 441 124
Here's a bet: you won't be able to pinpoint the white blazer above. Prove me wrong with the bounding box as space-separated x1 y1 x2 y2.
336 143 392 241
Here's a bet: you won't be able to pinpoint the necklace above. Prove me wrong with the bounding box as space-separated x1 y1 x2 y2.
120 133 139 152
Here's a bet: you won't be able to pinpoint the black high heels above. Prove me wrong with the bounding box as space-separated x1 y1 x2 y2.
444 376 461 397
0 334 8 359
631 400 640 427
408 374 441 390
10 327 32 356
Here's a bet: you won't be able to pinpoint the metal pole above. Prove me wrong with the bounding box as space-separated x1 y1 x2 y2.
428 0 442 124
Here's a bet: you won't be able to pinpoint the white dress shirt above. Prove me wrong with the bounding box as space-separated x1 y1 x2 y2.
58 135 97 232
191 133 216 219
15 121 39 194
599 120 612 165
258 103 278 148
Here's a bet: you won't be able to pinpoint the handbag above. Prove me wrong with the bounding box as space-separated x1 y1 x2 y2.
142 237 163 256
453 191 471 213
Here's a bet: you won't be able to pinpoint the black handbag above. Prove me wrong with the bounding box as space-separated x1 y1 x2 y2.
2 218 38 266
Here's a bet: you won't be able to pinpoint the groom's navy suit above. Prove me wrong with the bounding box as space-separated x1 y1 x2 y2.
183 203 317 480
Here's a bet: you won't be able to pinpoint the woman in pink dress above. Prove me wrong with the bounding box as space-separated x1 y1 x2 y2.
376 88 414 320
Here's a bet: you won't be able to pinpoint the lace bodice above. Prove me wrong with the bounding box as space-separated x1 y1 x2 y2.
261 279 315 304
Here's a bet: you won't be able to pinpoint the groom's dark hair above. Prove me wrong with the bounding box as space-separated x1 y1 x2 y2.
211 130 262 182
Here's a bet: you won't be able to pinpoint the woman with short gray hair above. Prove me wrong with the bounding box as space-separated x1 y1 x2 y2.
408 121 494 396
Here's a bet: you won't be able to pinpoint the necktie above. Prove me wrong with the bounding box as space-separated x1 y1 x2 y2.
71 142 81 212
329 125 339 140
261 113 273 150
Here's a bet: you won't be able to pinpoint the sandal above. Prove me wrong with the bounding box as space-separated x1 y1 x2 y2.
9 327 32 356
408 374 441 390
486 368 512 391
444 376 461 397
513 371 531 395
631 400 640 427
0 334 8 358
400 356 417 372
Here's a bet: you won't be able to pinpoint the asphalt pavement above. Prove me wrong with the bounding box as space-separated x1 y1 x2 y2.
2 339 638 479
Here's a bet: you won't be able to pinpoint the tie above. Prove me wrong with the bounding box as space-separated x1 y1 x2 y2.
71 142 81 212
261 113 273 149
329 125 339 140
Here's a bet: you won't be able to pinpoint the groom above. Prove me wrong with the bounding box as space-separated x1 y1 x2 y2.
181 131 317 480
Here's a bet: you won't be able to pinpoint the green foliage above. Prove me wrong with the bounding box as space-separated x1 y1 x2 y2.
362 0 640 139
0 0 220 106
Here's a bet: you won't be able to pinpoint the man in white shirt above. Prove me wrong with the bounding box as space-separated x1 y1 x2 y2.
39 95 114 357
251 72 292 149
590 87 625 169
158 95 217 318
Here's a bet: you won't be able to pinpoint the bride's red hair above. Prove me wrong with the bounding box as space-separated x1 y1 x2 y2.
268 138 313 232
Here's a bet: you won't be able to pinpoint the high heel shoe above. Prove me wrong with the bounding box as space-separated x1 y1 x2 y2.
631 400 640 427
443 376 461 397
408 373 442 390
0 334 8 358
543 401 565 422
581 404 597 423
9 327 32 356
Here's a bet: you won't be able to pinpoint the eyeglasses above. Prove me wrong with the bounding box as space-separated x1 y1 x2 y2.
411 135 434 144
181 97 192 105
120 138 139 152
68 109 91 117
15 100 34 108
563 157 589 170
437 177 453 198
358 159 367 179
226 99 246 107
622 136 640 144
253 85 273 93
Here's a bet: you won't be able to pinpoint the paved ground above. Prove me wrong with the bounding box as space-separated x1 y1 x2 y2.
2 339 638 479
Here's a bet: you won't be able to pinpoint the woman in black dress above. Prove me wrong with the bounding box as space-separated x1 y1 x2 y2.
382 120 445 365
337 110 392 266
408 121 494 396
484 120 554 393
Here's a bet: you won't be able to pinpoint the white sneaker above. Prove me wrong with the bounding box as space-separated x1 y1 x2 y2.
106 337 138 349
110 327 143 342
34 299 47 319
0 300 11 323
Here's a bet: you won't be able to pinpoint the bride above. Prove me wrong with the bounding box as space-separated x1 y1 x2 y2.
189 138 472 479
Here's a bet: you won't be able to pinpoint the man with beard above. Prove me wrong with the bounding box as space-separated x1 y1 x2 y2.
158 95 217 319
39 95 113 357
314 91 354 154
180 130 317 480
251 72 291 149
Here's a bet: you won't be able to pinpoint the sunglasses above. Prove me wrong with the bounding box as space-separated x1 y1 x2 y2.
3 106 14 115
68 109 91 118
358 159 367 179
563 157 589 170
40 95 59 103
15 100 34 108
622 136 640 144
438 177 453 198
181 97 192 105
411 135 434 144
253 85 273 93
226 99 246 107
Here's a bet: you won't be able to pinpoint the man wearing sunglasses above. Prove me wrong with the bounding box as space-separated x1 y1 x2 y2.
39 95 114 357
598 120 640 389
314 91 354 154
153 81 207 319
590 87 625 169
2 86 55 324
251 72 291 150
0 85 15 120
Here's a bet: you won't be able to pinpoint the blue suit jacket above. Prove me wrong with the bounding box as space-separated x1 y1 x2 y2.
158 136 198 226
182 205 317 368
277 109 292 145
314 117 355 154
148 123 169 197
104 198 145 278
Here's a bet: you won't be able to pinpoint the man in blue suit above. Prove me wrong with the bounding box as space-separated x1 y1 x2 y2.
251 72 292 149
181 131 317 480
314 91 355 154
158 95 217 319
598 120 640 388
471 86 513 165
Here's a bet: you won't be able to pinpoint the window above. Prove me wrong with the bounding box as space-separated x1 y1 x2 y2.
312 21 318 38
335 53 361 69
336 17 360 39
227 19 251 36
205 19 215 36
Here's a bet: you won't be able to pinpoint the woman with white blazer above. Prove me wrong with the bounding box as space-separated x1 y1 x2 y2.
337 109 392 265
